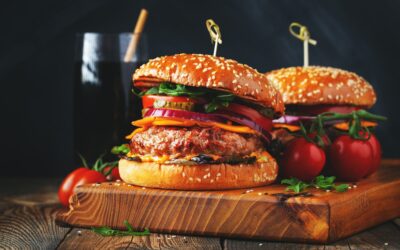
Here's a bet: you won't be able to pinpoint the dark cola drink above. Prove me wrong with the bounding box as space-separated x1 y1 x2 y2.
74 33 147 163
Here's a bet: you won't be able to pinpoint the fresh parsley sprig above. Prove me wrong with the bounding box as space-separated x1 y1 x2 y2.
92 220 150 236
204 93 235 113
132 83 205 98
132 82 235 113
281 178 310 193
281 175 349 193
111 144 130 155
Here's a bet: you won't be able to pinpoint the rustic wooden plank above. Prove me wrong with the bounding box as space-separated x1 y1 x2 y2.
57 228 133 249
57 229 221 250
0 204 70 250
56 181 330 242
347 222 400 249
326 163 400 241
56 162 400 243
224 239 325 250
225 225 400 250
155 234 221 249
393 218 400 228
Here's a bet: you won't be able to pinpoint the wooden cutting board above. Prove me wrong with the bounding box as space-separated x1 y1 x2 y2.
56 159 400 243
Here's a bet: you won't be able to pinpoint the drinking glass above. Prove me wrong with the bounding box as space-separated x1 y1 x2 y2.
74 33 148 162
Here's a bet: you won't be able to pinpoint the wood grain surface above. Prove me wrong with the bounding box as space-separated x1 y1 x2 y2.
56 160 400 243
0 171 399 249
0 193 70 250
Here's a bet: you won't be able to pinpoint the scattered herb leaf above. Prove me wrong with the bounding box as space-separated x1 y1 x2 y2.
111 144 130 155
281 176 349 193
92 220 150 236
333 183 350 192
281 178 310 193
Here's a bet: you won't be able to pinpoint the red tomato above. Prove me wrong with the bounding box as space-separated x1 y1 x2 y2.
58 168 106 207
225 103 273 132
286 105 362 116
280 137 326 181
328 133 381 181
104 166 121 181
365 134 382 176
142 95 200 109
308 132 331 149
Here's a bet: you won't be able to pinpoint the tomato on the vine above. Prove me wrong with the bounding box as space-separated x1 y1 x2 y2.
58 168 106 207
280 137 326 181
328 133 381 181
104 165 121 181
58 155 118 207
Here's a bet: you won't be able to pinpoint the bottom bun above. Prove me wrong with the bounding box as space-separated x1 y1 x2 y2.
119 156 278 190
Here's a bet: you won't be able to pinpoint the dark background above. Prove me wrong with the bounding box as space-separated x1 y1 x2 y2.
1 0 399 177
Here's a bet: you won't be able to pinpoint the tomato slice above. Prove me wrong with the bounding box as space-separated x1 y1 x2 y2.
286 105 362 116
142 95 197 109
222 103 273 132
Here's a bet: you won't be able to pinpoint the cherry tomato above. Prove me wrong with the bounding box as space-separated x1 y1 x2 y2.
58 168 106 207
142 95 199 109
104 166 121 181
308 132 331 149
224 103 273 132
286 105 362 116
280 137 326 181
365 134 382 176
328 133 381 181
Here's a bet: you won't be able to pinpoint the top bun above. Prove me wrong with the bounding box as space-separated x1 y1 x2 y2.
266 66 377 108
133 54 284 115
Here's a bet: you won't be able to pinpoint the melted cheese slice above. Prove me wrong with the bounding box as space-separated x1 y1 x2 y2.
333 121 378 131
132 117 257 134
129 151 271 164
125 127 146 139
272 123 301 132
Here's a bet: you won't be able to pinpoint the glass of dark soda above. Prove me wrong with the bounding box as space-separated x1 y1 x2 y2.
74 33 148 162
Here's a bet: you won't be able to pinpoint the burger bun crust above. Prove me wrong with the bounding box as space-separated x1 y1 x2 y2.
119 157 278 190
266 66 376 108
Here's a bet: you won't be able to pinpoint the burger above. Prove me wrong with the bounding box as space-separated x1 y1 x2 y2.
117 53 284 190
265 66 385 181
266 66 377 139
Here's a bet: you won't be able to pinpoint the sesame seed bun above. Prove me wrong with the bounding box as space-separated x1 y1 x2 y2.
118 156 278 190
133 54 284 115
266 66 377 108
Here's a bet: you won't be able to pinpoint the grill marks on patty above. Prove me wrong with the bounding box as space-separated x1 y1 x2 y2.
130 126 264 158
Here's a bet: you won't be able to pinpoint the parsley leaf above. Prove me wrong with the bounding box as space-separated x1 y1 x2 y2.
281 178 310 193
313 175 336 190
144 86 159 95
334 184 350 192
281 176 349 193
312 175 349 192
204 93 235 113
92 220 150 236
157 83 205 97
111 144 130 155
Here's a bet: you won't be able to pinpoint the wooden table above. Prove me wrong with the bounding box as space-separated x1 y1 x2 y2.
0 177 399 249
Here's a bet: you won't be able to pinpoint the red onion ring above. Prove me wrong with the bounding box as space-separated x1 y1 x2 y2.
144 108 271 143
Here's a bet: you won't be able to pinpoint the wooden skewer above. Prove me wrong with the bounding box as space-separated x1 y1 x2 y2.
123 9 148 62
